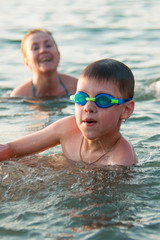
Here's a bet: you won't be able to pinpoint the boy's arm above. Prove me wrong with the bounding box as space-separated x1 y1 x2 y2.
0 144 13 161
0 127 59 161
0 116 73 161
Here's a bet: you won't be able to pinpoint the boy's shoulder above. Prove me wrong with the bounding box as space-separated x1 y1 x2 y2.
112 136 137 166
53 115 77 133
58 115 76 125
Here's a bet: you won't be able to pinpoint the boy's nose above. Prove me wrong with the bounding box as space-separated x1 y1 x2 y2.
83 101 97 113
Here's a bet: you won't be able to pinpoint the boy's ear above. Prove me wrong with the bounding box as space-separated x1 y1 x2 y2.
120 100 134 120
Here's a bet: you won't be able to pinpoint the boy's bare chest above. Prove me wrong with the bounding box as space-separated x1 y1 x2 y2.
61 132 82 162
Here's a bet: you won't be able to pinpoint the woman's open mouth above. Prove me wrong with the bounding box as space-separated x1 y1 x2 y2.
39 57 52 63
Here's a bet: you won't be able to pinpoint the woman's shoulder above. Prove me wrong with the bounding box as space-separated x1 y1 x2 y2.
59 73 78 87
58 73 78 95
10 80 33 97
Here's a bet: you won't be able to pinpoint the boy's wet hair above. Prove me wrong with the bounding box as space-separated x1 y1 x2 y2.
21 29 59 58
81 58 135 98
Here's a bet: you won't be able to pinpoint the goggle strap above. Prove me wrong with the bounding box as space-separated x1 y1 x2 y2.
86 97 95 102
111 99 119 104
70 95 74 101
125 98 133 102
112 98 133 105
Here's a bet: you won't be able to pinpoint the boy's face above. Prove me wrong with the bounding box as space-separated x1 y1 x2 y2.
24 32 60 73
75 77 126 140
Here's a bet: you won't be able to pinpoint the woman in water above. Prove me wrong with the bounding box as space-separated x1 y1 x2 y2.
10 29 77 97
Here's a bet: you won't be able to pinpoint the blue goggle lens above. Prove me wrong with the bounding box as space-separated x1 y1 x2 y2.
74 92 88 105
96 94 112 107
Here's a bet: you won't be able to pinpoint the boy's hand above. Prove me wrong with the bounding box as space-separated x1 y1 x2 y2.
0 144 13 161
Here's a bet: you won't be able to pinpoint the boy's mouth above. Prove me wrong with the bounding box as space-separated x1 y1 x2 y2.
83 118 97 125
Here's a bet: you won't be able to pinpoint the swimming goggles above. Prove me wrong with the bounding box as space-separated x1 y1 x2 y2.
70 91 132 108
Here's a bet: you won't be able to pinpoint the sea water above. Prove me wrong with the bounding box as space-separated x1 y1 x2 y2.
0 0 160 239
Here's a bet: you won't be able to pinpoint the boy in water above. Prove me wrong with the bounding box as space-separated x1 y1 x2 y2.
0 59 137 166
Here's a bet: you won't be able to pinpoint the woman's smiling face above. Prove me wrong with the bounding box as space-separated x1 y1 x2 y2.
24 31 60 73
